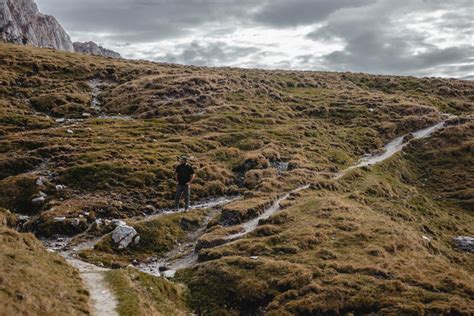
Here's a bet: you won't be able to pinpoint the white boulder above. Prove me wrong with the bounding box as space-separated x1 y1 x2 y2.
112 224 139 249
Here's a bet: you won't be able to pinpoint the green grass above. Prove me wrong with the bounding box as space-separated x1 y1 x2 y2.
106 268 189 316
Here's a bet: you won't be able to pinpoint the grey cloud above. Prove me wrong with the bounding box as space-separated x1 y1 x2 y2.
36 0 473 77
37 0 258 43
253 0 375 27
306 0 474 76
162 41 260 66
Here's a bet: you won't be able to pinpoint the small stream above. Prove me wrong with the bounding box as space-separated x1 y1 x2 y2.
43 237 118 316
219 119 449 245
336 120 447 178
43 119 449 283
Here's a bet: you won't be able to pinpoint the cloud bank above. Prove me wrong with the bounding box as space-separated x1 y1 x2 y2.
36 0 473 77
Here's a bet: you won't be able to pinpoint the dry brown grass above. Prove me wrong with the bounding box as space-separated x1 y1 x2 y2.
1 42 473 314
0 226 89 315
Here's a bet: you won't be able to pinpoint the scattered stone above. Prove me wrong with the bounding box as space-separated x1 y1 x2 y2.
82 112 92 117
453 236 474 252
66 129 74 134
250 256 259 260
31 196 45 204
18 215 30 221
422 235 431 243
112 224 139 249
55 118 65 123
112 219 126 227
162 270 176 278
38 191 47 198
272 161 289 172
53 216 66 222
35 177 44 186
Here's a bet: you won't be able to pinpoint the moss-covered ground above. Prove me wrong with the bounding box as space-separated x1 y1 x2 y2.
1 42 473 314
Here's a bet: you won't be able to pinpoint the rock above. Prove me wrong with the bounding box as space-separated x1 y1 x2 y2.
35 177 44 186
66 129 74 134
111 219 126 227
112 224 138 249
55 184 65 191
55 118 65 123
158 266 169 272
162 270 176 278
38 191 47 198
18 215 30 221
0 0 74 51
250 256 259 260
31 196 45 204
73 41 121 58
82 112 92 118
453 236 474 252
53 216 66 222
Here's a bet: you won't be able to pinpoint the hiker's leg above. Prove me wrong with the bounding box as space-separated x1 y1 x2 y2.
184 184 190 210
175 185 183 210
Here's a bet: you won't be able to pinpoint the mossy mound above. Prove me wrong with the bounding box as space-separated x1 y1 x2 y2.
106 268 189 316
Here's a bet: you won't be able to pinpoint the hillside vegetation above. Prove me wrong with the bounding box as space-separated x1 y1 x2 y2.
0 42 473 315
0 209 90 315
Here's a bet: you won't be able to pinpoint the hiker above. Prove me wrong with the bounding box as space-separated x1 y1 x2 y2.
174 156 195 211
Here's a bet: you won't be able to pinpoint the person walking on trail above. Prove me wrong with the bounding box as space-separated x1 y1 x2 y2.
175 156 195 211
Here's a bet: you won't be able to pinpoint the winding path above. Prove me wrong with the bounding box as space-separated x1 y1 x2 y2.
67 258 118 316
44 118 450 308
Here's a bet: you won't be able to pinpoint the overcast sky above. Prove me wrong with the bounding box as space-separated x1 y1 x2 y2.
36 0 473 78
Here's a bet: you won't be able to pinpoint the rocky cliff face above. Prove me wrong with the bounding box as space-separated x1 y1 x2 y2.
73 41 121 58
0 0 74 52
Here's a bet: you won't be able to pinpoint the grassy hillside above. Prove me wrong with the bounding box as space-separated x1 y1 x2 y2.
0 42 473 315
0 209 90 315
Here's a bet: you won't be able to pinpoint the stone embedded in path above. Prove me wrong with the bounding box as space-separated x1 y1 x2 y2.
112 224 139 249
453 236 474 252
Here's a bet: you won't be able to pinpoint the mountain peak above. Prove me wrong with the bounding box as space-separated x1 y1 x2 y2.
0 0 74 51
73 41 121 59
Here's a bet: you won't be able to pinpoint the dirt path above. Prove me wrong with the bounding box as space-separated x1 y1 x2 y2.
66 257 118 316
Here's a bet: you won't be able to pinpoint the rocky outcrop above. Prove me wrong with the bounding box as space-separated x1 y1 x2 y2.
73 41 121 58
111 223 139 249
453 236 474 252
0 0 74 51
